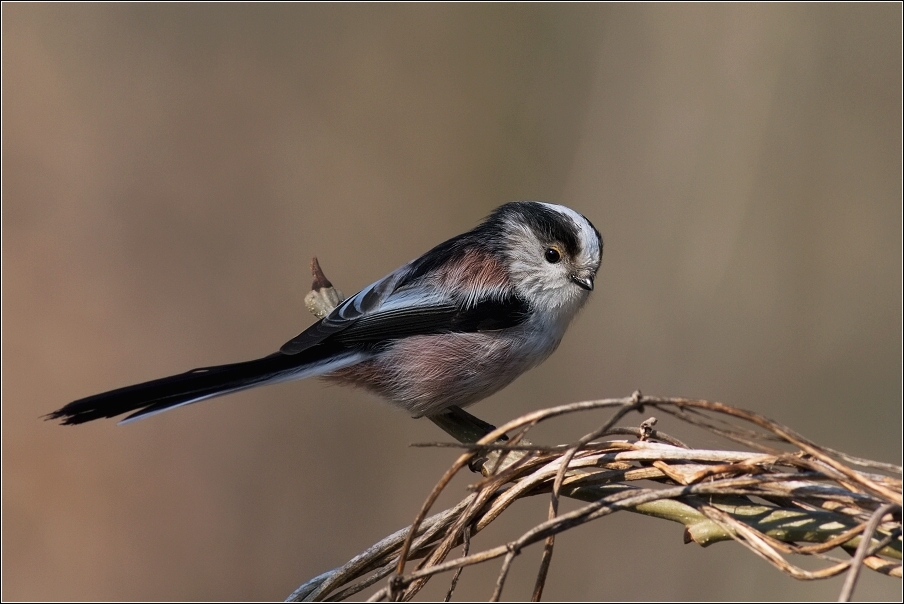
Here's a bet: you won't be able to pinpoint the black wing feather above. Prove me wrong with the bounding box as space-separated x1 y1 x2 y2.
279 268 407 354
334 295 529 344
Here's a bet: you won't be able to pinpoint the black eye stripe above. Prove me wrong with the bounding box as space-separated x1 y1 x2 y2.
526 208 580 257
481 202 581 258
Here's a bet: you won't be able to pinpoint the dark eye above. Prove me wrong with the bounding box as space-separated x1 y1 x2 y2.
544 247 561 264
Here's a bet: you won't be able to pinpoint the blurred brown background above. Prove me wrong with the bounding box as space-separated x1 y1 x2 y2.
3 4 900 601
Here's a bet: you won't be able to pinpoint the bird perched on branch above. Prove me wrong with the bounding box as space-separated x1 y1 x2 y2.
49 201 602 425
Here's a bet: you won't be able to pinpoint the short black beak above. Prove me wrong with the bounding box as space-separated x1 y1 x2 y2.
570 273 594 291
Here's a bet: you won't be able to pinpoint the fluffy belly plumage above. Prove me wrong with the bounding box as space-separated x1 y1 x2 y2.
324 329 561 417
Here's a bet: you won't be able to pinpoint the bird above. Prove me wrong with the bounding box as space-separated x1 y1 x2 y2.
48 201 602 425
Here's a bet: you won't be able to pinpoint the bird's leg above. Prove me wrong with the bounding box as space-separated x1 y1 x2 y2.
426 405 501 444
426 406 527 476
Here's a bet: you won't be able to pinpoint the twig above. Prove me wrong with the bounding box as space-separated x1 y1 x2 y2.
443 525 469 602
839 504 897 602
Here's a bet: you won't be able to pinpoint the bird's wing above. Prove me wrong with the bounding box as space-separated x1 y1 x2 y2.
333 291 529 344
279 265 528 354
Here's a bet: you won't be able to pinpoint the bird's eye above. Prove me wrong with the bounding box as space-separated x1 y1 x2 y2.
544 247 561 264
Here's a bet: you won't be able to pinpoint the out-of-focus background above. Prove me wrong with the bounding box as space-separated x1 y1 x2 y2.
3 4 900 601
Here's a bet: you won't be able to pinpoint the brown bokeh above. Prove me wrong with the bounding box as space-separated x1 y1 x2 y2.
3 4 900 601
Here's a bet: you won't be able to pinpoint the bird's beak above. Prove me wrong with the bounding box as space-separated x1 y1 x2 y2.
570 273 594 291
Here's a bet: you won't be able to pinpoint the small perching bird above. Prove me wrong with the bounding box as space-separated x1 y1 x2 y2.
49 202 602 425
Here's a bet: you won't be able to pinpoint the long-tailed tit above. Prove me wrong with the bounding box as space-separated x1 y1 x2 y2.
49 201 602 425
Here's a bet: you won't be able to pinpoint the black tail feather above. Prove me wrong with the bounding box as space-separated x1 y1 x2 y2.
47 351 329 425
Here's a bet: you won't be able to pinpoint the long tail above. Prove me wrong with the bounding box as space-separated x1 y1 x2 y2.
48 348 362 425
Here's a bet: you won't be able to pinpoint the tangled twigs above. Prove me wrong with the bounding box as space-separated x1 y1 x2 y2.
284 398 901 602
285 260 901 602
